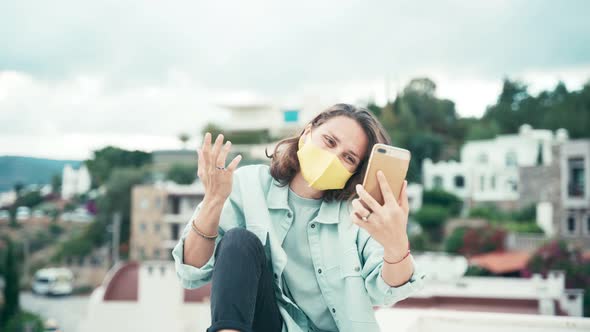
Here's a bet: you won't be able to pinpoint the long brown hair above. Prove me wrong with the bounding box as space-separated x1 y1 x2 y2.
265 103 391 203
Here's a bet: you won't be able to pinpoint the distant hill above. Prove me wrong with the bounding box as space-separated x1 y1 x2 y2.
0 156 82 192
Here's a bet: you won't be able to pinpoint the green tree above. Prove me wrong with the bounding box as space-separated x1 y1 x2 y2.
85 146 152 188
444 226 467 253
1 238 20 327
51 173 62 195
14 190 43 208
3 311 44 331
413 205 449 243
98 166 151 258
202 122 223 138
166 163 196 184
178 133 190 150
423 189 463 216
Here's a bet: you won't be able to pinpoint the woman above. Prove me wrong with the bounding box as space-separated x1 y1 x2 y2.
172 104 427 332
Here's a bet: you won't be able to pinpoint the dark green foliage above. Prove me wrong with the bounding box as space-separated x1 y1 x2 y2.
2 310 44 332
445 226 467 253
413 205 449 242
1 238 20 328
85 146 152 188
166 163 196 184
423 189 463 216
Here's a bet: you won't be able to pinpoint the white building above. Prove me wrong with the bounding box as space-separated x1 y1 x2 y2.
215 95 331 138
61 164 91 200
423 124 569 208
406 183 423 212
560 139 590 241
0 190 17 208
76 254 586 332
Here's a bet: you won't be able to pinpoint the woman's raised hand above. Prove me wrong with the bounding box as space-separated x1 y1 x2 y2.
197 132 242 204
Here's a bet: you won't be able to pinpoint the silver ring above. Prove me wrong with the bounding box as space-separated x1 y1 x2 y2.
216 166 226 170
361 211 372 222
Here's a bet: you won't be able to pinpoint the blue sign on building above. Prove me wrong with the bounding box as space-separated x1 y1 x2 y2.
283 109 299 123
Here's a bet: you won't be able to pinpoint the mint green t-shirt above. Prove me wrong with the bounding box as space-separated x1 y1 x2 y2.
281 186 338 332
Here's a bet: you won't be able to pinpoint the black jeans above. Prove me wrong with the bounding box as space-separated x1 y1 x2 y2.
207 228 284 332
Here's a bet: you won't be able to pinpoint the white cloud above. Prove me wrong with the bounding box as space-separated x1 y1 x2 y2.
1 1 589 159
0 70 229 159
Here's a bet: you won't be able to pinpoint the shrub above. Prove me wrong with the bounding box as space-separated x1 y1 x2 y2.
2 310 44 332
422 189 463 216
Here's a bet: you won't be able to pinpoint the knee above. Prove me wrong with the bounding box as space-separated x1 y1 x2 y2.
218 228 264 255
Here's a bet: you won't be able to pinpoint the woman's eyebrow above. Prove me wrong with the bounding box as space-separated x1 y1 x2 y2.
327 130 359 159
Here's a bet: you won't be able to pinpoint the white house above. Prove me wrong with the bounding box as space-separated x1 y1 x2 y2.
61 164 92 200
423 124 569 207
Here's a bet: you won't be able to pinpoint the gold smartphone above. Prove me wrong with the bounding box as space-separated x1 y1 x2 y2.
361 144 411 205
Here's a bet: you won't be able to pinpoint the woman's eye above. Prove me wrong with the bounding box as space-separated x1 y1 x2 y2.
325 137 335 146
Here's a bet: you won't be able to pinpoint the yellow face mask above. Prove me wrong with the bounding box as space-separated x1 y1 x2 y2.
297 128 355 190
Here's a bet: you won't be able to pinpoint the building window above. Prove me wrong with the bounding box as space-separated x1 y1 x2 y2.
154 249 160 258
479 175 485 191
168 196 181 214
478 153 488 164
586 216 590 234
283 109 300 123
567 157 585 198
140 198 149 209
454 175 465 188
567 216 576 234
490 175 496 190
154 223 161 233
139 247 145 259
171 224 180 241
140 223 147 233
433 176 443 189
507 178 518 192
506 151 518 167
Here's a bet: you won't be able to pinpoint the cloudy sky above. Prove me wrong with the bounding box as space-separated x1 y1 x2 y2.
1 0 589 160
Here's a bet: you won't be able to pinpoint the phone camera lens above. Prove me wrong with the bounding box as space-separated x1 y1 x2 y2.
377 148 386 154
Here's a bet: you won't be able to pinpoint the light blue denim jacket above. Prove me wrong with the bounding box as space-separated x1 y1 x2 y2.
172 164 427 332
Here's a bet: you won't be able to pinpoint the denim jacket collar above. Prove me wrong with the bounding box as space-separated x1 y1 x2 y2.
266 177 342 224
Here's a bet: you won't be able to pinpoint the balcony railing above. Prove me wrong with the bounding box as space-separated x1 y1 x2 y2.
567 182 585 198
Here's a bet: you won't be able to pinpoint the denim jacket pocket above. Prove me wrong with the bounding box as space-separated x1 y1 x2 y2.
340 246 377 323
340 246 362 278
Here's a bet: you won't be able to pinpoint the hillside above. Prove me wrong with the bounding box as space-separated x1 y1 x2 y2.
0 156 82 191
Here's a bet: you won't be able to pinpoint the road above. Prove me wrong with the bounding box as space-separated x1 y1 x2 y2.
20 291 90 332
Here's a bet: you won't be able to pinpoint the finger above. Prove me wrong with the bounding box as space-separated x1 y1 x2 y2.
400 180 410 214
350 211 376 234
351 198 371 219
197 147 205 177
377 170 398 207
226 154 242 172
202 132 212 170
211 134 224 164
355 183 382 212
216 140 231 168
350 211 370 229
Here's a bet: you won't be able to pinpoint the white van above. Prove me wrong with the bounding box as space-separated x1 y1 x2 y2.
32 267 74 296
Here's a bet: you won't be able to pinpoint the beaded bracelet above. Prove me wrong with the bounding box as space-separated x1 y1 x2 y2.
191 218 219 240
383 242 411 264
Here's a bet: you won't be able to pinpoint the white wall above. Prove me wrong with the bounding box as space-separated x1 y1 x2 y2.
423 125 567 203
61 164 91 200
